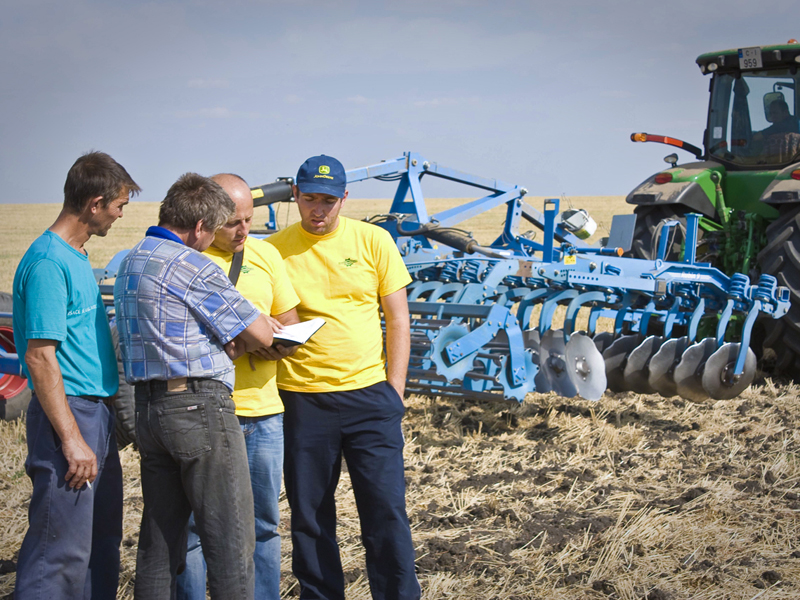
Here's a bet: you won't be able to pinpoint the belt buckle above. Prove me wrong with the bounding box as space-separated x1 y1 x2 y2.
167 377 188 392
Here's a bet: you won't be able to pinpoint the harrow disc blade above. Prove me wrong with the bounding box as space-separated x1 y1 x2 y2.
565 332 606 401
701 343 757 400
674 338 718 402
648 336 689 398
535 329 578 398
623 336 665 394
430 323 475 382
592 331 614 354
523 329 541 359
602 335 640 392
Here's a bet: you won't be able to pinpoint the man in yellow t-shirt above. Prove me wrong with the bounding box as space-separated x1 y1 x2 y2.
268 155 420 600
177 173 299 600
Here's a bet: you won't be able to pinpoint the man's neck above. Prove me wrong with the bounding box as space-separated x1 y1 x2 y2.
48 209 91 253
155 224 192 245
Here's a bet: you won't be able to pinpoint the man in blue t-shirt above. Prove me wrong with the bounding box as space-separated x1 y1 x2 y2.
12 151 140 598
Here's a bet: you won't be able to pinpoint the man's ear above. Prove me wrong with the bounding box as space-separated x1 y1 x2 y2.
341 190 348 205
87 196 104 214
195 220 206 237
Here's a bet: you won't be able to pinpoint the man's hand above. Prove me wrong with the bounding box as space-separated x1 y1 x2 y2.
250 342 298 362
232 308 301 364
224 338 244 361
61 435 98 489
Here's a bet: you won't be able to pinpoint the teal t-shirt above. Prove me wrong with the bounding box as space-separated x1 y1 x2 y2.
12 230 119 398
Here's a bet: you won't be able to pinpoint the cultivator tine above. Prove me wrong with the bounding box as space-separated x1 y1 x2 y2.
564 332 606 400
673 338 718 402
623 335 665 394
647 336 689 397
701 342 757 400
602 335 641 392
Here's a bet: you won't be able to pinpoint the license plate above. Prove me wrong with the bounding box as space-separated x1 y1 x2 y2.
738 47 762 70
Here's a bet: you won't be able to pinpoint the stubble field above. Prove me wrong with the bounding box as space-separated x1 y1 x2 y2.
0 196 798 599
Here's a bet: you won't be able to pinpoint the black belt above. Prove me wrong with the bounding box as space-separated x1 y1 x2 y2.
134 377 222 394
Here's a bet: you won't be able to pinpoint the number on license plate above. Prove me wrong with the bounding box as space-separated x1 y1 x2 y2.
738 47 762 70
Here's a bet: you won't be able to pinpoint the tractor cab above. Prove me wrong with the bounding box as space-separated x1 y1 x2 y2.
699 45 800 168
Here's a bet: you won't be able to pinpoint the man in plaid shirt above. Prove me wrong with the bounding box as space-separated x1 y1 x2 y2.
114 173 281 600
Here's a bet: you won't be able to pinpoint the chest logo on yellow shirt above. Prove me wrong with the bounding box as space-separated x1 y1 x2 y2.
339 258 357 268
240 265 252 274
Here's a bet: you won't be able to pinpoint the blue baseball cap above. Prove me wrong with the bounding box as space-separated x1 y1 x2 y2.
295 155 347 198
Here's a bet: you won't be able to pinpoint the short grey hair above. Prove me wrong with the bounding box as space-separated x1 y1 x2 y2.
158 173 235 231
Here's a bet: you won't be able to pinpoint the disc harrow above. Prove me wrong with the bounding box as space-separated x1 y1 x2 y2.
345 152 791 403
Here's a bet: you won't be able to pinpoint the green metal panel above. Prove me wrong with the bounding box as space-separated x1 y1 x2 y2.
723 171 780 218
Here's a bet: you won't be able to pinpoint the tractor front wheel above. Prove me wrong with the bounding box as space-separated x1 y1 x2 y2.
757 205 800 373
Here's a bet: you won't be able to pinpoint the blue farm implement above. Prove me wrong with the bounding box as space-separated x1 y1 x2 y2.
339 152 789 403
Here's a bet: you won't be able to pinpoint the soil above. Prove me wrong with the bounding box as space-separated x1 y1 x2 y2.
1 377 799 599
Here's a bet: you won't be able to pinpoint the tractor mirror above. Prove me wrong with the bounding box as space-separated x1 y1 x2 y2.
764 91 785 122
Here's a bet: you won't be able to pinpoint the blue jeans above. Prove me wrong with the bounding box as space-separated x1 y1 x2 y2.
177 413 284 600
133 379 255 600
15 394 123 600
281 381 420 600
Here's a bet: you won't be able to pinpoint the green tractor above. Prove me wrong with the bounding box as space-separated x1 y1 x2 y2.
627 40 800 372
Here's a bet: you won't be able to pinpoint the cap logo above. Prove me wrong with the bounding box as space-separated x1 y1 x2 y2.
319 165 330 175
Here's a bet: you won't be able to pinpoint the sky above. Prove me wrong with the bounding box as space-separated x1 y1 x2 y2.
1 0 798 203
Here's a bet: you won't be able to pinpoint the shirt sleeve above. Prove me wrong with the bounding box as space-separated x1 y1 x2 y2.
373 228 412 297
22 259 68 341
185 259 260 344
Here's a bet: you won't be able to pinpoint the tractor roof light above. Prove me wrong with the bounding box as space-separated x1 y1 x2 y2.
707 62 718 72
791 169 800 181
655 173 673 184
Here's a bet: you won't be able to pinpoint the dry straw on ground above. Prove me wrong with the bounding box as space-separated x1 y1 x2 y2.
1 196 798 599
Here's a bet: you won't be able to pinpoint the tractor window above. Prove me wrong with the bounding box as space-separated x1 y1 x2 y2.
708 69 799 167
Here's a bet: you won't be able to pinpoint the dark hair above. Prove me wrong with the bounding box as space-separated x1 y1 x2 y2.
158 173 235 231
771 98 790 113
63 151 141 214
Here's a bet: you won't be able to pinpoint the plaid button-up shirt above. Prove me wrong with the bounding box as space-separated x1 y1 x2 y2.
113 230 259 390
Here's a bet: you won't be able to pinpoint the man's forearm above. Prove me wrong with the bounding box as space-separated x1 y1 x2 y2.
384 317 410 398
26 346 80 442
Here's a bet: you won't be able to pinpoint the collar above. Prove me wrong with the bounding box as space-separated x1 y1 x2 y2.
146 226 184 245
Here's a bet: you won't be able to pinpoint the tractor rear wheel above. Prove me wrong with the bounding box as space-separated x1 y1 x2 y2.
629 205 691 261
110 324 136 449
0 292 32 421
756 205 800 374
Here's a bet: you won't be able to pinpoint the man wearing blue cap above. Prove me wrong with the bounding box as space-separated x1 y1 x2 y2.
268 155 420 600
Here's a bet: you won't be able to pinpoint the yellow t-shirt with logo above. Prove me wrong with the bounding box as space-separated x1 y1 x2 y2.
204 237 300 416
267 217 412 393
